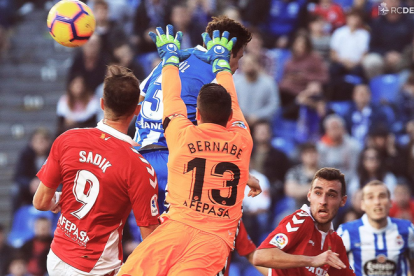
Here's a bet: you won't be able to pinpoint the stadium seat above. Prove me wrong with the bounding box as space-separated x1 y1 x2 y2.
268 49 292 83
7 205 56 248
297 106 320 143
333 0 354 11
369 74 400 105
271 137 296 158
343 74 363 85
243 265 265 276
328 101 352 117
272 110 298 142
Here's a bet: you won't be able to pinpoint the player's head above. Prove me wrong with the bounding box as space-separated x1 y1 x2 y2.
102 65 140 120
34 217 52 239
361 180 391 224
196 83 232 127
308 168 347 232
205 16 252 73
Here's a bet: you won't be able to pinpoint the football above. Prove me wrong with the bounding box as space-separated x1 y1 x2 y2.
47 0 96 47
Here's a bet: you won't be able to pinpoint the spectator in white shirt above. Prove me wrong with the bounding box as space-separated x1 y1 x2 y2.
329 9 369 81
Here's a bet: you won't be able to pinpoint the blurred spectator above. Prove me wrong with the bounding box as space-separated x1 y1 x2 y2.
250 120 290 204
187 0 217 27
398 36 414 72
69 34 108 92
132 0 169 54
279 33 328 120
0 0 16 58
389 182 414 222
92 0 128 60
284 142 319 210
363 0 414 78
404 120 414 185
112 42 145 81
12 128 51 213
243 170 271 244
338 189 363 225
19 218 52 276
234 54 279 125
329 9 368 81
244 0 308 48
56 75 100 137
366 123 407 178
87 0 134 35
343 84 388 147
348 147 397 200
6 257 32 276
317 114 361 181
221 5 241 22
170 3 204 49
311 0 346 33
396 71 414 125
308 14 331 62
245 30 276 77
0 224 14 276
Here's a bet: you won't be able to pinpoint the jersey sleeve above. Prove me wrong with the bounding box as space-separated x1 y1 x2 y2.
139 62 161 97
36 135 63 189
235 220 256 256
327 235 355 276
128 152 160 226
215 71 250 134
336 224 351 252
258 211 312 252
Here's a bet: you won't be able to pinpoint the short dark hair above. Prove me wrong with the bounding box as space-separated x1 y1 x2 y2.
205 16 252 58
362 180 391 199
299 142 317 154
103 65 140 118
311 167 346 196
94 0 108 9
197 83 232 126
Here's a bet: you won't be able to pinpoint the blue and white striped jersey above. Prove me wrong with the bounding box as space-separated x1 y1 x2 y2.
337 214 414 276
134 46 216 149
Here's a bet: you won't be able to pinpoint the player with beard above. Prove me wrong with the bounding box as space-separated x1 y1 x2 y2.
254 167 355 276
337 180 414 276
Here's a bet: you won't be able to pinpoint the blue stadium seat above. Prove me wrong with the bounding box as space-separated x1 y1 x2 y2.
369 74 400 104
328 101 352 117
268 49 292 83
344 74 363 85
271 137 296 158
7 205 56 248
243 265 265 276
333 0 354 11
272 110 298 142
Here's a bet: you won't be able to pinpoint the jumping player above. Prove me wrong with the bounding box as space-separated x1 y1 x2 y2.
118 26 260 276
134 16 251 212
337 180 414 276
254 167 355 276
33 65 159 276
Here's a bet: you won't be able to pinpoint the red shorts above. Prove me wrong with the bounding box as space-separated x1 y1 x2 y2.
118 219 230 276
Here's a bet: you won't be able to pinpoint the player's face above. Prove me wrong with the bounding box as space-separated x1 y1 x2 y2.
308 178 347 232
361 184 391 223
229 47 244 73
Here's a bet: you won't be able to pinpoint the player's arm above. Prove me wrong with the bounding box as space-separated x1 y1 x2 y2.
140 225 158 240
148 25 190 123
245 251 268 275
253 248 346 270
33 182 60 213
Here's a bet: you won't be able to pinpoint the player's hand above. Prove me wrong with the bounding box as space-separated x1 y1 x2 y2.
148 24 190 67
311 250 346 270
247 173 262 197
193 30 237 74
50 192 61 214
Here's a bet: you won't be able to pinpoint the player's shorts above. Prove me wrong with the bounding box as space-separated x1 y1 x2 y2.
139 148 169 213
118 219 230 276
47 249 118 276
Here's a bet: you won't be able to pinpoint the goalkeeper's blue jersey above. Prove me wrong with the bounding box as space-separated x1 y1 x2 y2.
134 46 216 149
337 214 414 276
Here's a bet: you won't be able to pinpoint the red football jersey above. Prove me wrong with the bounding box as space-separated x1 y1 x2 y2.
37 123 159 274
259 205 355 276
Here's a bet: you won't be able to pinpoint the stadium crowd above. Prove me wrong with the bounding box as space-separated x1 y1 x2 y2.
2 0 414 275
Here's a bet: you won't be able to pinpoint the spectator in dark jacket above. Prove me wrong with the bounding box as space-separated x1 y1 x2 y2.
12 128 52 213
0 224 14 276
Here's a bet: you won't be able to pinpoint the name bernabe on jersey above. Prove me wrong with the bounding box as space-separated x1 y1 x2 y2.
58 215 90 247
79 151 112 173
183 200 230 218
187 141 243 159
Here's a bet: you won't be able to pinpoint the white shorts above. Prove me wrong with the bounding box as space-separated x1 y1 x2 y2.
47 249 119 276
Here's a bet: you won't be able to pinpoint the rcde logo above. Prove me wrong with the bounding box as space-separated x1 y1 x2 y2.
167 44 178 52
214 46 225 54
363 255 396 276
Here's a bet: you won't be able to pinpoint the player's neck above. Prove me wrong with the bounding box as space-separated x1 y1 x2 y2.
102 118 129 135
367 216 388 230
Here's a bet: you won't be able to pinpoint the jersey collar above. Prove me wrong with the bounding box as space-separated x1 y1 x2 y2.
96 120 135 145
361 214 392 233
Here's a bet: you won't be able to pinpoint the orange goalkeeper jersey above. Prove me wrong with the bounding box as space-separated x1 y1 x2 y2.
161 66 253 248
